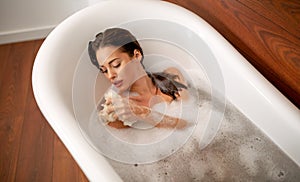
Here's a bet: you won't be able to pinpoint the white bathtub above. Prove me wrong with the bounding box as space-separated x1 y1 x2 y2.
32 0 300 181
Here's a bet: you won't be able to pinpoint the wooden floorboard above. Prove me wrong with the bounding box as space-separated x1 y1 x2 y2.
0 44 11 88
0 40 88 181
0 41 36 181
15 73 54 181
53 135 87 182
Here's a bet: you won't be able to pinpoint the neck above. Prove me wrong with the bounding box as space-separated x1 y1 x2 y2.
130 75 156 95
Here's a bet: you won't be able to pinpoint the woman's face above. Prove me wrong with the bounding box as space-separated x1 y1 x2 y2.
96 46 143 93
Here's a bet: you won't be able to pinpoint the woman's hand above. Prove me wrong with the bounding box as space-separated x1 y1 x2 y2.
101 93 187 129
99 97 118 121
112 97 151 125
111 96 187 129
99 97 131 129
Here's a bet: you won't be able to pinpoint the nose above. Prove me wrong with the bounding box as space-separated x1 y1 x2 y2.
107 68 116 81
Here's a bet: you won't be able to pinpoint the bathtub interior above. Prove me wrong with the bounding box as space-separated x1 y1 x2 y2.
32 1 300 181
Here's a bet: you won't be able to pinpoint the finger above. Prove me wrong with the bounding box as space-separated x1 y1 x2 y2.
111 97 126 106
118 113 137 123
112 113 118 120
129 95 142 101
114 106 132 116
106 105 115 114
111 99 126 109
105 97 112 105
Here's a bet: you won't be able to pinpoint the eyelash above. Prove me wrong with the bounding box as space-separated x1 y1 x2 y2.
100 63 121 73
100 69 107 73
112 63 120 68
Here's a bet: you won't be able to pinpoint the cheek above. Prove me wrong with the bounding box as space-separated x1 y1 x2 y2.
119 69 135 83
118 61 143 85
116 64 128 78
104 74 110 80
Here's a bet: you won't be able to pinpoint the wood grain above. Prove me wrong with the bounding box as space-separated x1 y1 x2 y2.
0 40 88 181
53 135 88 182
0 44 11 88
0 41 36 181
165 0 300 108
15 77 54 181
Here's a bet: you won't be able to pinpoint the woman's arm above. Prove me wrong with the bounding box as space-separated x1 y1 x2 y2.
144 107 187 129
107 120 129 129
114 98 187 129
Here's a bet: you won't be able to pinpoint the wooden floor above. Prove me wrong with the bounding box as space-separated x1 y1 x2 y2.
0 40 88 181
167 0 300 108
0 0 299 182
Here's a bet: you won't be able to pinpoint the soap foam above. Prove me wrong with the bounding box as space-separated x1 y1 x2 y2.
85 76 219 164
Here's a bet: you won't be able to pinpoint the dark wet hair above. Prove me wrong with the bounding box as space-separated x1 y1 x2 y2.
88 28 143 69
88 28 187 100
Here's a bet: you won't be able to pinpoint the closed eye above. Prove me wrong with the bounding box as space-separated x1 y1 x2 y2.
100 67 107 73
112 63 120 68
99 58 121 73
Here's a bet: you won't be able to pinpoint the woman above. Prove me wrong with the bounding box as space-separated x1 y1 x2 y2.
88 28 188 129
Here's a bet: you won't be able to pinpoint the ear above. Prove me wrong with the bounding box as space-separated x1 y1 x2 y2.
134 49 142 62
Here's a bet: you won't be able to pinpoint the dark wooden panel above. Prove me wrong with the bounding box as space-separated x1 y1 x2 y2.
0 40 88 181
0 44 11 88
53 135 89 182
165 0 300 108
0 41 36 181
15 84 54 181
0 116 23 181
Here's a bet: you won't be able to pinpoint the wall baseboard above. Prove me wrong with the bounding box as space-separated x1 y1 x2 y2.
0 25 56 45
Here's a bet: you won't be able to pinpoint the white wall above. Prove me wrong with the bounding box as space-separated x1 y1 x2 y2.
0 0 103 44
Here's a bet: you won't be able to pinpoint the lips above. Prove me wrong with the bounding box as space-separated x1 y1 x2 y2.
113 80 123 88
